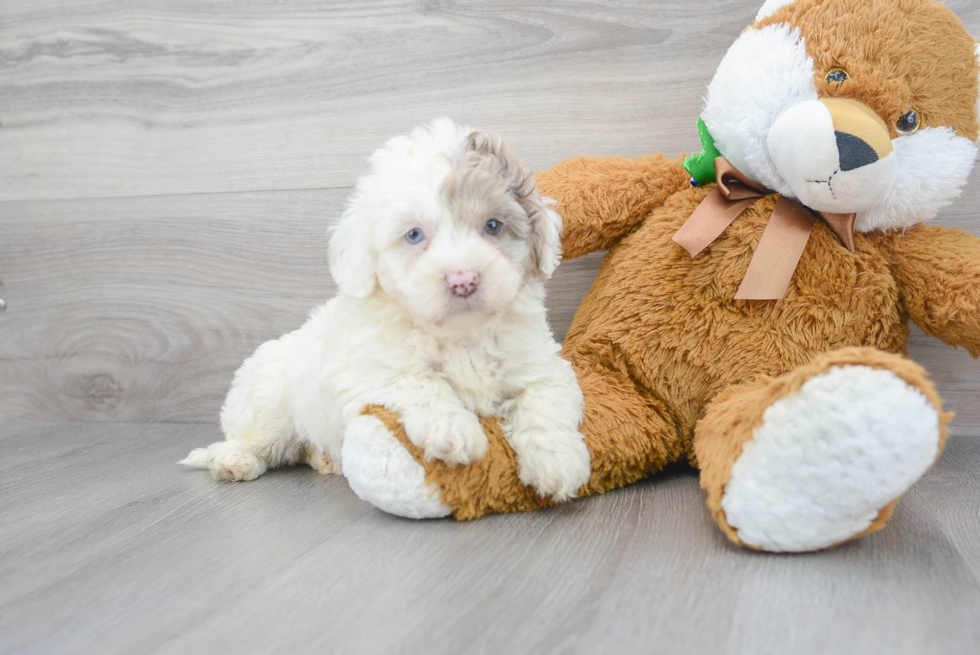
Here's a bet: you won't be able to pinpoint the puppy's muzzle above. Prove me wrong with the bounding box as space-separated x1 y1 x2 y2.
447 271 479 298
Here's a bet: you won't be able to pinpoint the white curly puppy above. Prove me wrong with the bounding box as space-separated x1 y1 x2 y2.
180 118 590 502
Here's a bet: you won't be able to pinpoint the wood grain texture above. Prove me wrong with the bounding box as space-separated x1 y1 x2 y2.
0 190 603 422
5 0 972 201
0 0 703 201
1 422 978 654
1 0 979 432
2 3 979 653
2 188 976 428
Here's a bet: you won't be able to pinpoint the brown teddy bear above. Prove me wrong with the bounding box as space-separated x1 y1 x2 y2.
342 0 980 552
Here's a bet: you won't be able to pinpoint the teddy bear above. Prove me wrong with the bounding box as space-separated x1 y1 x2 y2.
339 0 980 552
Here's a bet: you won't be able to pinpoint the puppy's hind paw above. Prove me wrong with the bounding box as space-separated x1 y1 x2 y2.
305 447 342 475
515 431 591 501
180 441 267 482
403 407 488 466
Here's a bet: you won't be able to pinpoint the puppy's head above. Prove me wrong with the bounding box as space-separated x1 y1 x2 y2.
328 118 561 330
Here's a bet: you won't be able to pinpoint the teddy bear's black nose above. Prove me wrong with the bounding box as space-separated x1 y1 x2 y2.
835 131 880 171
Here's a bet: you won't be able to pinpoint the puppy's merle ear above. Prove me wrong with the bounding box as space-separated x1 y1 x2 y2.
531 200 563 279
327 200 378 298
468 131 563 279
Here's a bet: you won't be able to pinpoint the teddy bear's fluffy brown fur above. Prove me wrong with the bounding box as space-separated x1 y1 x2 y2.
362 0 980 550
367 156 977 526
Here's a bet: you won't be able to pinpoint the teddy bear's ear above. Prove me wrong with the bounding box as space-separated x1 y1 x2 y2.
755 0 796 22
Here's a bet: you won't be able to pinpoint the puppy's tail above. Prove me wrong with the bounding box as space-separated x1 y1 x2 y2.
178 447 210 469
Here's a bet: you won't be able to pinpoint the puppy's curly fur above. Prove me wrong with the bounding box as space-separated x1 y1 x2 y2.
180 118 590 501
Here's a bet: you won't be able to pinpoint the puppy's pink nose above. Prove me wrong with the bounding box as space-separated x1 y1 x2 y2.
447 271 479 298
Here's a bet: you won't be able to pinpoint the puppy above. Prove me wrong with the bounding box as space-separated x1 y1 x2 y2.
180 118 590 500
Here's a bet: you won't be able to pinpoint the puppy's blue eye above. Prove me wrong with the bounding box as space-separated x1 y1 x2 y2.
405 228 426 244
484 219 504 236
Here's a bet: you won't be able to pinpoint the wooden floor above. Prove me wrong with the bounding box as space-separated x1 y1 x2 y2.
3 0 979 429
1 422 978 654
3 1 980 653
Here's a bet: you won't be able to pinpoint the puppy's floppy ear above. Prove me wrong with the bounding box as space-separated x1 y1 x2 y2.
468 130 563 279
327 200 378 298
531 199 563 279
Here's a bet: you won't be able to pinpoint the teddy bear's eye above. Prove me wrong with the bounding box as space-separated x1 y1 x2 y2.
826 68 849 84
405 228 426 244
484 219 504 236
896 110 921 135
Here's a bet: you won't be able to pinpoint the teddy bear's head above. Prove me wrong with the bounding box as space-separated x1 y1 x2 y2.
700 0 979 232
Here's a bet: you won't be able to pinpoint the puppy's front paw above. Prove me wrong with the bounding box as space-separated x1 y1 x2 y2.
511 429 591 501
403 407 488 465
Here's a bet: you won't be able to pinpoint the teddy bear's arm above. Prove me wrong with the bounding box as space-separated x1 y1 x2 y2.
885 224 980 357
536 154 691 260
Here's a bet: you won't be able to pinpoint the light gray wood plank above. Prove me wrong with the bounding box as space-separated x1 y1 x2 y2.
15 0 979 201
915 433 980 584
0 190 337 423
0 190 602 422
1 422 978 654
0 187 977 428
0 0 719 201
4 190 978 430
1 0 978 431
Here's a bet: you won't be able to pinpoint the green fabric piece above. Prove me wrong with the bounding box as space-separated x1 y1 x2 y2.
682 117 722 185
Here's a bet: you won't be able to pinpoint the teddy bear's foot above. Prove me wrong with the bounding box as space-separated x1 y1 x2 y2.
723 365 940 551
341 415 452 519
696 348 948 553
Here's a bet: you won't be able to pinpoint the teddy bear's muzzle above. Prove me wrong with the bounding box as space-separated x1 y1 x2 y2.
767 97 898 215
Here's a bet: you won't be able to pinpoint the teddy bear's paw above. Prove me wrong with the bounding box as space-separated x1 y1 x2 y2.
509 428 592 501
402 405 488 466
721 365 941 552
341 415 452 519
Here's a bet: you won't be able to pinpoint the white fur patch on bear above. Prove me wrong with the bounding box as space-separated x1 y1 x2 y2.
854 128 978 232
341 415 452 519
701 23 816 196
721 365 940 552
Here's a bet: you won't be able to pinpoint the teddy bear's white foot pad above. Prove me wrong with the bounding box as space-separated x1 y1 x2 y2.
342 415 452 519
722 365 940 552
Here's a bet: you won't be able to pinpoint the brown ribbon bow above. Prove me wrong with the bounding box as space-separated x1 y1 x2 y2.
672 157 856 300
